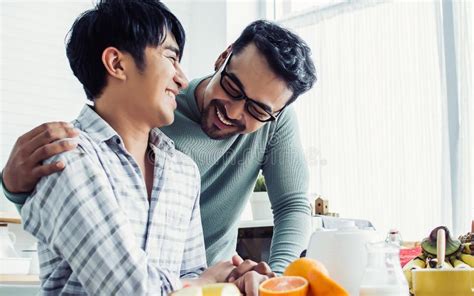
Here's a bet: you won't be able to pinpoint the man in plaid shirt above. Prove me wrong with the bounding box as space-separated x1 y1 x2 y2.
20 0 271 295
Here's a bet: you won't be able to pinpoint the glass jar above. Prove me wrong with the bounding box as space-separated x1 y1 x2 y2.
359 241 409 296
385 229 403 246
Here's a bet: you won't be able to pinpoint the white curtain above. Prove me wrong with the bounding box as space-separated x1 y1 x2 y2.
277 1 472 240
452 0 473 235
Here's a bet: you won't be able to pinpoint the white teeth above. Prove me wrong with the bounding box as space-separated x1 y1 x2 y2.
216 109 233 126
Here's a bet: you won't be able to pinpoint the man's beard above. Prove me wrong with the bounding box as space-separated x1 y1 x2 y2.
200 99 245 140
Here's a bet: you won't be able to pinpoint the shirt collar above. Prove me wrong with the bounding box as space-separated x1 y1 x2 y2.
150 128 175 156
75 104 176 155
76 105 118 144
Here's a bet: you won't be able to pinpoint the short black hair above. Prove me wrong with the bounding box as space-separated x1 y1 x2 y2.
232 20 316 105
66 0 185 101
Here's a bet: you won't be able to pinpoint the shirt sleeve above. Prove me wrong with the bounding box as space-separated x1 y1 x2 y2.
21 144 182 295
179 164 207 279
1 170 28 213
262 106 312 274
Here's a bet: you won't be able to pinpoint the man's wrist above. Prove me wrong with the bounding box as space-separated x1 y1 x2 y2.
1 170 29 205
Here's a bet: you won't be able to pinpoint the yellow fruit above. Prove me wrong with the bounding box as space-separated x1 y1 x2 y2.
402 257 426 293
259 276 308 296
284 258 348 296
450 258 470 269
172 287 203 296
173 284 239 296
460 254 474 267
202 283 240 296
461 242 473 254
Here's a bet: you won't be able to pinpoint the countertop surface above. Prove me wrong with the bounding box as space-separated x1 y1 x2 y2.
0 274 40 285
0 211 21 224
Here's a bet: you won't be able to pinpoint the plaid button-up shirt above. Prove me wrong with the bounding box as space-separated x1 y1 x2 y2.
21 105 206 295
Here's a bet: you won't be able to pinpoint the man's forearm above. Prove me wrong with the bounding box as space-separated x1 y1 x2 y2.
262 107 312 274
1 171 28 212
269 205 311 274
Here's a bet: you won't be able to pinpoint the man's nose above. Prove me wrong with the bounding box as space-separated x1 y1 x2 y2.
174 62 189 90
225 100 245 120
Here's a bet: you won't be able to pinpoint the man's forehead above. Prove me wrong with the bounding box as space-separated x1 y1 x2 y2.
228 47 293 109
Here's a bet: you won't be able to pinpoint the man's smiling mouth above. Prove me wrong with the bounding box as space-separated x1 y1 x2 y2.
216 108 234 126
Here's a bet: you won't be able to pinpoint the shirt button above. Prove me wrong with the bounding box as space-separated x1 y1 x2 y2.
115 138 121 144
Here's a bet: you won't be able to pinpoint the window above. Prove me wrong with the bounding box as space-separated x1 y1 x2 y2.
274 0 346 20
271 1 473 240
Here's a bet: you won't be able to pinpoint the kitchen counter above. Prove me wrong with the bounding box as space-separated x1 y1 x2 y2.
0 274 39 285
0 274 40 296
0 211 21 224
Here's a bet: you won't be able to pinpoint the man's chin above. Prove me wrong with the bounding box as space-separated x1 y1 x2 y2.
156 113 175 128
201 123 239 140
200 102 243 139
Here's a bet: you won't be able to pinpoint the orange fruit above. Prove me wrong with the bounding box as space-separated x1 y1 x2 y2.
284 257 329 277
283 258 348 296
259 276 308 296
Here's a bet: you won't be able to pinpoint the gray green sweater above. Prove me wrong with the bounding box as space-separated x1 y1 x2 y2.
2 77 311 274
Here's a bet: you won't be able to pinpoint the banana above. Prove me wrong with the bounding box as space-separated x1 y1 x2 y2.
443 260 454 269
460 253 474 267
403 256 426 292
425 257 455 269
450 257 471 269
425 257 436 269
461 242 474 255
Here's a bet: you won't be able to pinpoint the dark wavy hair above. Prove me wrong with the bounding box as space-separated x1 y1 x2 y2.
232 20 316 105
66 0 185 101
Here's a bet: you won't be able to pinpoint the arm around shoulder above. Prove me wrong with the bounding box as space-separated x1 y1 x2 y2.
1 170 29 212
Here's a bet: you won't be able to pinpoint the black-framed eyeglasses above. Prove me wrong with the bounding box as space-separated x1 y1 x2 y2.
219 53 287 122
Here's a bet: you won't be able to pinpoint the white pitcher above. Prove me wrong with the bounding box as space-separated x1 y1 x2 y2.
0 223 18 258
306 221 378 296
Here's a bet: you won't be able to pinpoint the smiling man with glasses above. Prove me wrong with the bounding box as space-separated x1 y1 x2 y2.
2 20 316 279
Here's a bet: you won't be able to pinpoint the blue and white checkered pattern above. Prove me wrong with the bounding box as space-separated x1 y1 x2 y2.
21 105 206 295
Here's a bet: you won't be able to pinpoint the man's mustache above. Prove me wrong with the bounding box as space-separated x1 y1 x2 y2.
211 99 245 129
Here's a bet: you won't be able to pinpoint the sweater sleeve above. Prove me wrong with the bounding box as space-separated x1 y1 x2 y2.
262 106 312 274
1 170 28 213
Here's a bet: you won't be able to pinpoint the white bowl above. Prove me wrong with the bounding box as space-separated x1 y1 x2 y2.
0 257 31 275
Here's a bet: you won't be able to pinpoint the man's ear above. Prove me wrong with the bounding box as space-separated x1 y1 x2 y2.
102 47 126 81
214 44 232 71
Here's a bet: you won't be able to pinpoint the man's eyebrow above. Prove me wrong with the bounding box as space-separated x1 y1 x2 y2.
163 45 180 57
227 72 274 113
227 72 245 91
